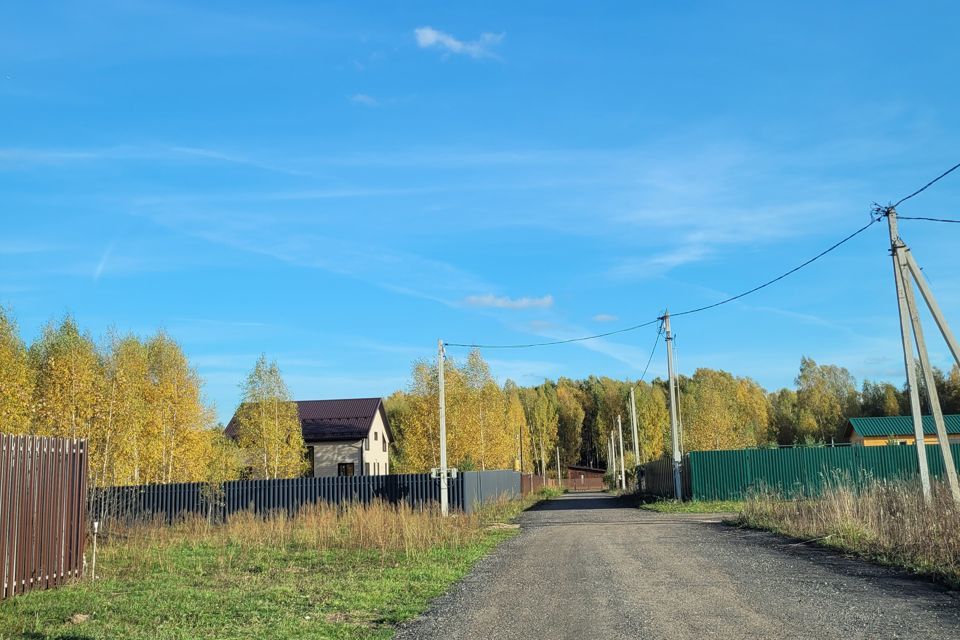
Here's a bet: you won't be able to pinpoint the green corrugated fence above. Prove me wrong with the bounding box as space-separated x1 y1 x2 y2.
641 443 960 501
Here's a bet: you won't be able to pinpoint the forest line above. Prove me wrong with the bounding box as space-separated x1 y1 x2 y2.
3 305 959 483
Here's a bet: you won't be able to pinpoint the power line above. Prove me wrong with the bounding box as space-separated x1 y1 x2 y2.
670 217 880 318
446 160 959 350
444 317 660 349
448 219 877 347
893 161 960 208
895 215 960 224
446 217 880 349
635 320 663 384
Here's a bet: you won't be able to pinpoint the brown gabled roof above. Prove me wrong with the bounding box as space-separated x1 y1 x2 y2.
226 397 392 443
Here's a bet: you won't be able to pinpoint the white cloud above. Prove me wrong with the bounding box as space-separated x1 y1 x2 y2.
592 313 618 322
414 26 503 59
350 93 378 107
464 294 553 310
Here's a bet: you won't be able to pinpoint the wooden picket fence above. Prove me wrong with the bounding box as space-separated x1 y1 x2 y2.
0 434 88 600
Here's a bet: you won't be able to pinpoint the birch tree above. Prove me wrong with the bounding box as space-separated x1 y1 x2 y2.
0 307 33 434
29 316 104 442
234 355 305 479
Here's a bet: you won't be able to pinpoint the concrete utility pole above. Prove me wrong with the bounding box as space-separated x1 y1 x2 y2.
556 446 562 490
887 208 960 503
903 249 960 371
629 387 640 466
438 339 449 516
610 430 618 489
617 414 626 490
664 312 683 500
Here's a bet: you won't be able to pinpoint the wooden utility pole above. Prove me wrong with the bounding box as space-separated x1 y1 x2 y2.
887 208 960 503
664 312 683 500
438 339 449 516
617 414 626 489
629 387 640 465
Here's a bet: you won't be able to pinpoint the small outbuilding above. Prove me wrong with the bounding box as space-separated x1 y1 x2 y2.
226 397 393 477
844 415 960 447
566 465 607 491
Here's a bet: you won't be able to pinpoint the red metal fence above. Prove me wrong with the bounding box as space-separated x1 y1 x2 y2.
1 434 88 600
565 474 606 492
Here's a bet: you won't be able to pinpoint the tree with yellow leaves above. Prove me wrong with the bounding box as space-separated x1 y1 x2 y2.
386 350 519 473
0 306 33 434
233 355 306 479
29 315 105 444
143 332 218 484
504 382 533 472
632 382 668 463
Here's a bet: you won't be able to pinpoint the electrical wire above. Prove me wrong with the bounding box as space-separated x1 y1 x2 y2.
635 321 663 384
445 217 880 349
444 317 660 349
895 215 960 224
669 217 880 318
446 160 959 351
893 161 960 208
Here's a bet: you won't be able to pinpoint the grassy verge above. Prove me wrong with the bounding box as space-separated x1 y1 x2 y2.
738 481 960 588
0 492 553 640
640 499 743 514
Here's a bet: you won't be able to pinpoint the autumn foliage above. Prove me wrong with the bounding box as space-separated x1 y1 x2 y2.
0 306 236 487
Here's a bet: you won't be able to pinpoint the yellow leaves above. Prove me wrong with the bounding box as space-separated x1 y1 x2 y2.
633 383 668 463
679 368 769 452
0 307 33 434
4 308 226 487
234 355 306 480
29 316 103 441
387 351 521 473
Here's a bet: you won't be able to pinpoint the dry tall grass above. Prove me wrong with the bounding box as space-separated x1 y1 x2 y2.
97 500 489 570
740 480 960 585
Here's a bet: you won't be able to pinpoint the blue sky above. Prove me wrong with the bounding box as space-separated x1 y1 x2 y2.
3 1 960 424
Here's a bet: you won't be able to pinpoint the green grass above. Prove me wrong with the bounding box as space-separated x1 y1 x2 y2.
0 494 549 640
640 499 744 514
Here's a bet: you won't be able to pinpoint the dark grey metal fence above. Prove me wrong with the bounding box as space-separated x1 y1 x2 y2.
90 470 520 525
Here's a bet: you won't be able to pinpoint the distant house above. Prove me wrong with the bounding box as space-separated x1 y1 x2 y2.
226 397 393 477
565 465 606 491
844 415 960 447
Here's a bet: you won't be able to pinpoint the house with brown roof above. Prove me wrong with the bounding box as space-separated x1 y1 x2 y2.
226 397 393 477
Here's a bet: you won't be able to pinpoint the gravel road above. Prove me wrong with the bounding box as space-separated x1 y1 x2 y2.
394 492 960 640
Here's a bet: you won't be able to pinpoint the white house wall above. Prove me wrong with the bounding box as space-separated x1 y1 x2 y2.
309 441 362 477
361 411 391 475
306 412 392 477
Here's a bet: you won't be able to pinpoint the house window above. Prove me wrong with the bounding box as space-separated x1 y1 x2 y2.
365 462 370 475
374 431 378 441
304 446 315 477
382 438 387 452
364 438 370 451
337 463 355 477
